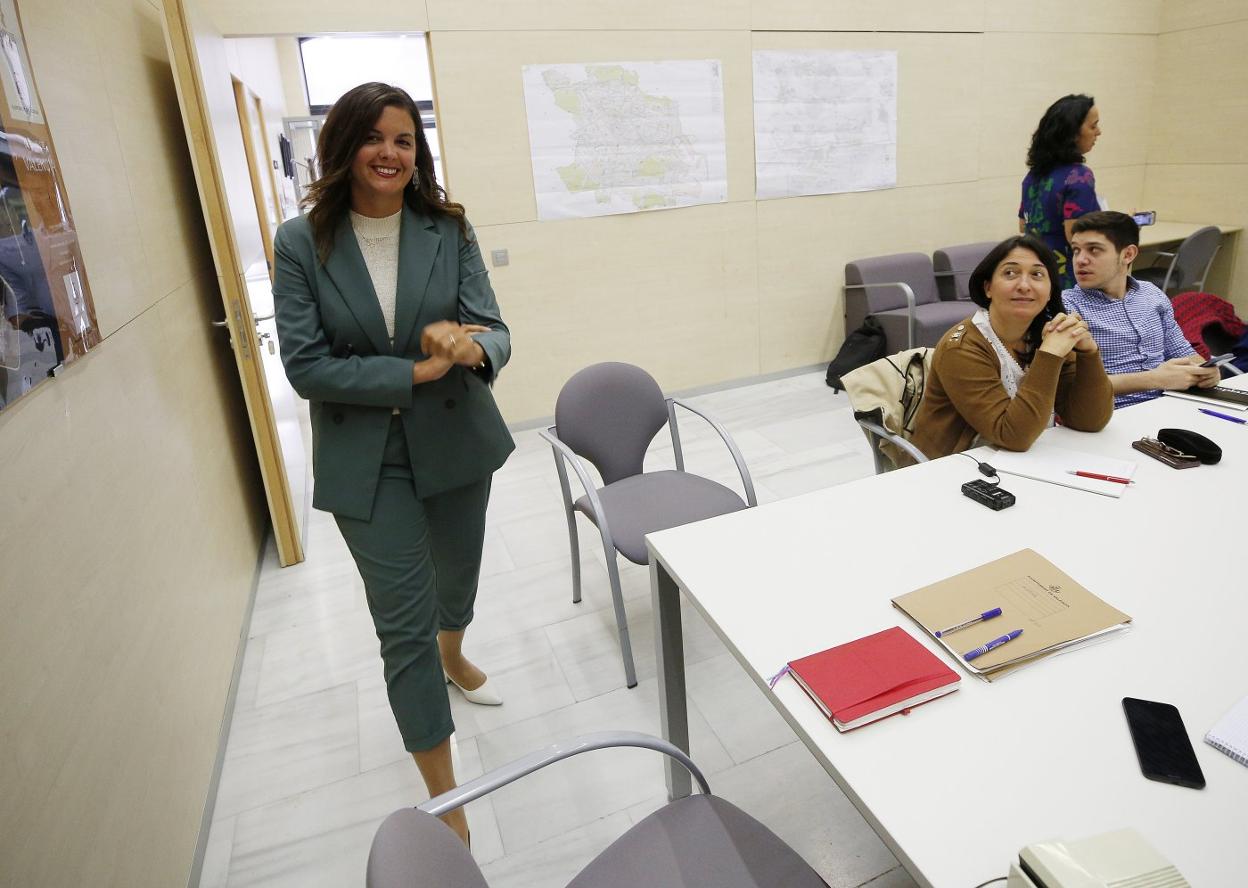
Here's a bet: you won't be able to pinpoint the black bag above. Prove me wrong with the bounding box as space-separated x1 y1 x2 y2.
826 317 887 391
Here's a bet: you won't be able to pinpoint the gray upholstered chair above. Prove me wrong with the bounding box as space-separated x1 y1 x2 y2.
1135 225 1221 295
539 363 756 688
366 732 830 888
932 241 998 302
844 252 973 354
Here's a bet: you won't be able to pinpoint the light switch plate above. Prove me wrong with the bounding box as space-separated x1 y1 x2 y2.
490 249 509 267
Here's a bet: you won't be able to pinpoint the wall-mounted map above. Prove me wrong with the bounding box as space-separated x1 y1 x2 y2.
753 50 897 200
0 0 98 412
522 60 727 221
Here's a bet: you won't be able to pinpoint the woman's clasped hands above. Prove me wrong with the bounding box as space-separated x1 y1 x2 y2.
412 320 491 384
1039 312 1098 357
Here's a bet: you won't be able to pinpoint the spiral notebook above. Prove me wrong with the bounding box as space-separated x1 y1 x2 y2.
1205 695 1248 767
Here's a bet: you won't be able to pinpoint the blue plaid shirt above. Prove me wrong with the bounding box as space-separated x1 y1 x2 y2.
1063 276 1195 408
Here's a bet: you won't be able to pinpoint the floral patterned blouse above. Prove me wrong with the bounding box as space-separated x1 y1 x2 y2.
1018 163 1098 289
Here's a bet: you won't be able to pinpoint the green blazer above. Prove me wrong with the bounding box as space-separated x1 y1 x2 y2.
272 206 514 520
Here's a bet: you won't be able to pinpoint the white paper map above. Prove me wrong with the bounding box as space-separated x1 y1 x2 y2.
522 60 727 220
752 50 897 200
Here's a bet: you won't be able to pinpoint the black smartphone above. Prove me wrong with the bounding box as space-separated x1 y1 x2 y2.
1122 697 1205 789
1199 353 1234 369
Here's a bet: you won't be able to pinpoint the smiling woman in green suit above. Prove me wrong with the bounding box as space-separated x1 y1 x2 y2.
272 82 514 846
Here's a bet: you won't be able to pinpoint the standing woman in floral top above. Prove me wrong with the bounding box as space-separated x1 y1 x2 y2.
1019 94 1102 289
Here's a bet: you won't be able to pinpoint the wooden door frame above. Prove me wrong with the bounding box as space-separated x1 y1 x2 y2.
232 77 276 276
161 0 303 566
251 93 286 226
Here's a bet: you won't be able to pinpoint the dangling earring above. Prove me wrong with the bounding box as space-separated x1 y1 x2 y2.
409 170 420 189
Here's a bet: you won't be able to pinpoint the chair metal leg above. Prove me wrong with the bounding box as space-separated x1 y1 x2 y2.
567 513 583 604
549 442 583 604
603 549 638 688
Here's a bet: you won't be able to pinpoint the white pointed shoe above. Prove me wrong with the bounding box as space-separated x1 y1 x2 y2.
445 671 503 706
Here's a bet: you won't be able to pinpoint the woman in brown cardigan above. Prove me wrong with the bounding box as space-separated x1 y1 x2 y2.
909 235 1113 460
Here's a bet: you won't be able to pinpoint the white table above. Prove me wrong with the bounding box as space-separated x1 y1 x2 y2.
647 380 1248 888
1137 220 1241 250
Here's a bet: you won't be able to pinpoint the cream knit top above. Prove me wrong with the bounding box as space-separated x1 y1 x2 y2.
350 208 403 413
349 208 402 345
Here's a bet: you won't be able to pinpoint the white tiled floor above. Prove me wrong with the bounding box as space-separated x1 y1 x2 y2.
199 370 919 888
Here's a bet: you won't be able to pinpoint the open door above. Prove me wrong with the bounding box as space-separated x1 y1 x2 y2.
161 0 304 565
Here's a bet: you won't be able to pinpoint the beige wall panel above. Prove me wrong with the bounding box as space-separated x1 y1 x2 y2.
226 38 288 114
1160 0 1248 32
1086 163 1147 214
755 182 993 371
985 0 1161 34
21 6 152 338
476 203 760 421
754 164 1147 373
751 0 983 33
751 31 982 188
431 29 753 227
96 2 209 299
428 0 748 32
0 2 266 885
0 280 263 888
1149 21 1248 165
190 5 270 274
977 32 1157 180
1143 163 1248 310
203 0 427 37
974 174 1028 228
277 36 310 117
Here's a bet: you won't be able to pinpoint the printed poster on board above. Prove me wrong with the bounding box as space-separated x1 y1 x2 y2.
0 0 99 412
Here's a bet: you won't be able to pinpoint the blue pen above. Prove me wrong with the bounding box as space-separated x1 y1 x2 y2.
935 607 1003 637
963 629 1023 662
1198 407 1246 425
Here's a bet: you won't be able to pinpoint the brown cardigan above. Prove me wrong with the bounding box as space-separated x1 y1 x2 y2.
908 320 1114 461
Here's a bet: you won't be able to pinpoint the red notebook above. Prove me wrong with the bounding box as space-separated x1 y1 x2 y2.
786 627 959 731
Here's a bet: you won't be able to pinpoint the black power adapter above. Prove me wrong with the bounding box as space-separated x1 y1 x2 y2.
955 453 1016 510
961 478 1015 510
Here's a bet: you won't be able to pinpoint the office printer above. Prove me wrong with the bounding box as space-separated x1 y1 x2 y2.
1005 828 1189 888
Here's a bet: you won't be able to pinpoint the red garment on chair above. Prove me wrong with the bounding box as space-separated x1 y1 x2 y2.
1170 291 1246 358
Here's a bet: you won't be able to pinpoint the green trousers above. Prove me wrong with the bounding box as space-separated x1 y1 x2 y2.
335 416 491 753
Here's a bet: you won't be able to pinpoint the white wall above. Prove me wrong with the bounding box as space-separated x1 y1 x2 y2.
206 1 1248 424
1144 0 1248 313
0 2 267 886
424 3 1162 420
208 1 1239 424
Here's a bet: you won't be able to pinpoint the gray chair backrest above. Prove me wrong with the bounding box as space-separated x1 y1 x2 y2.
933 242 997 302
367 808 489 888
555 362 669 486
844 252 939 333
1169 226 1222 291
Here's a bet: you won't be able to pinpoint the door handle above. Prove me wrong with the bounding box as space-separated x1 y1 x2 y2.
253 311 275 323
210 318 229 328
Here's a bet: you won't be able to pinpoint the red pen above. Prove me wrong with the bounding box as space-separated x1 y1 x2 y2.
1066 470 1133 485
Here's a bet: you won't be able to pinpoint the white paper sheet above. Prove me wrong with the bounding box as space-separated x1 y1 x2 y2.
521 60 727 221
752 50 897 200
977 441 1138 498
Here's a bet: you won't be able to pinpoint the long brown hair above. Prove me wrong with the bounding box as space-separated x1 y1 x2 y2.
302 82 469 262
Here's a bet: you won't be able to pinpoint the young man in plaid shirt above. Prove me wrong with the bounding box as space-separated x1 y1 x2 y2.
1061 211 1220 408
